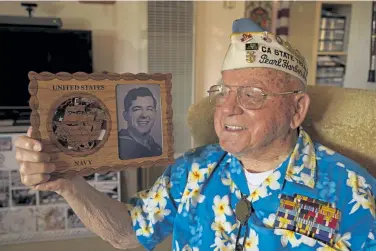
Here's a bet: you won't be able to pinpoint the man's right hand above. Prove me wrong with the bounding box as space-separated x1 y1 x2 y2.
15 126 68 194
14 128 139 248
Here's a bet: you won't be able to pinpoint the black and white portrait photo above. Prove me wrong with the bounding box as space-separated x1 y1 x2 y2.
116 84 163 160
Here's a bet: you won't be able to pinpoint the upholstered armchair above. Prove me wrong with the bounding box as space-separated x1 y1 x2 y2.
187 85 376 177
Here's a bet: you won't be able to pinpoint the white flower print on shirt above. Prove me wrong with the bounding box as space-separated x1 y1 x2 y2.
148 185 168 208
237 228 260 251
274 229 301 248
175 242 199 251
318 145 335 155
188 163 208 184
129 205 143 226
316 232 351 251
264 171 281 190
262 213 276 228
221 171 241 199
136 220 154 237
249 185 268 202
177 162 214 214
149 200 171 224
213 195 233 221
210 236 235 251
211 217 232 239
346 170 376 218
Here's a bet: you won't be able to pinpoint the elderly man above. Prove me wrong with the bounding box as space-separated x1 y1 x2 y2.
15 19 376 250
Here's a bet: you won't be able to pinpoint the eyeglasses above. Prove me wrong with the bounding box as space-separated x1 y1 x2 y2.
207 84 304 110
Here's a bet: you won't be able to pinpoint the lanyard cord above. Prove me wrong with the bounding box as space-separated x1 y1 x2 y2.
235 194 253 250
235 220 249 250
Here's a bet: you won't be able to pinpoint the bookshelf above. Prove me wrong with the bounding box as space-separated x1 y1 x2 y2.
288 1 353 87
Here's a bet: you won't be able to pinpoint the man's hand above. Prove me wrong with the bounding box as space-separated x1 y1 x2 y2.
15 126 70 194
14 127 139 249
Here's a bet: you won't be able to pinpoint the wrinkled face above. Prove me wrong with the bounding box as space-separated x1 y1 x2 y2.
124 96 156 135
214 68 298 156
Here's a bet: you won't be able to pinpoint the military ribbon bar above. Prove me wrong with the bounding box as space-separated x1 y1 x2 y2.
274 193 341 247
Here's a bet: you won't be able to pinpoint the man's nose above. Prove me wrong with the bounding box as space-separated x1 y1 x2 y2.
140 110 148 118
221 92 243 115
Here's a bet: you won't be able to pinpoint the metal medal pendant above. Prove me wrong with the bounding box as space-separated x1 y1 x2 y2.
235 197 252 224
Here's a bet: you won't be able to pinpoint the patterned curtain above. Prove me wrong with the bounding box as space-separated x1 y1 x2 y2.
244 1 292 40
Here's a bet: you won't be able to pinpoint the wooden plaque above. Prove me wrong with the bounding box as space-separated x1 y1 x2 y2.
28 71 174 178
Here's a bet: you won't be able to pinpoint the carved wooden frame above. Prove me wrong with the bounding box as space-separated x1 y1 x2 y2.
28 71 174 178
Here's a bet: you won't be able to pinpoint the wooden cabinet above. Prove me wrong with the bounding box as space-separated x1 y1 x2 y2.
289 1 353 87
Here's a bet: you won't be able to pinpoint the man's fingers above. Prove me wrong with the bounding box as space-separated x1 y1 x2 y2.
22 173 51 187
20 162 55 176
15 148 50 163
14 135 42 152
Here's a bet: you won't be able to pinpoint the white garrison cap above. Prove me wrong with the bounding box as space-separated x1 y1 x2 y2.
221 18 308 85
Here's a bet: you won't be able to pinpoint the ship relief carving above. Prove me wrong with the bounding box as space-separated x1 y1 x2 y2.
50 95 110 155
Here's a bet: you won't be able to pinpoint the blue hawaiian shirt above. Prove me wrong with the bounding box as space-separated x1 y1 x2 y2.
126 127 376 251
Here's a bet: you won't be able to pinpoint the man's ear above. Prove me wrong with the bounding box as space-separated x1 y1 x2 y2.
123 110 128 121
290 93 310 129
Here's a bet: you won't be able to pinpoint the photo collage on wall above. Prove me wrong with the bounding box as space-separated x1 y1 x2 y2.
0 133 122 245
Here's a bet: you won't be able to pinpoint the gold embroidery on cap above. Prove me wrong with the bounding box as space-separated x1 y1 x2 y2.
246 51 256 63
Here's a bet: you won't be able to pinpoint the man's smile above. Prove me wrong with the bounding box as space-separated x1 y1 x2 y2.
138 120 150 126
224 124 247 132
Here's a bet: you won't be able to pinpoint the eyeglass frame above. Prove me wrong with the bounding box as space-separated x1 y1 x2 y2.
207 84 305 110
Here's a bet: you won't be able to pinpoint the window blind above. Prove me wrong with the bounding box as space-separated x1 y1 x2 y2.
147 1 194 155
141 1 195 188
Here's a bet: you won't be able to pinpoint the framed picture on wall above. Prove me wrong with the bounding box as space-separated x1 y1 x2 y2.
244 1 292 39
244 1 274 32
27 72 175 178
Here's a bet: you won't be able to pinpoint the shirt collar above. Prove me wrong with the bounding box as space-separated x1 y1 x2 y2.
283 127 317 189
127 128 155 150
226 126 317 196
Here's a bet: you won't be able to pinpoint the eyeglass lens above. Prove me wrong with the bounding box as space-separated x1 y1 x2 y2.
208 85 264 109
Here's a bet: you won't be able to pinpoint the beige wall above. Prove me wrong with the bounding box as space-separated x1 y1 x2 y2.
194 1 245 101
